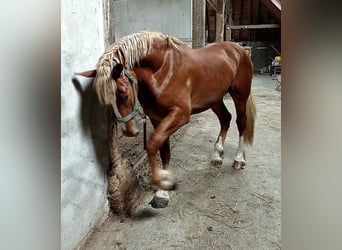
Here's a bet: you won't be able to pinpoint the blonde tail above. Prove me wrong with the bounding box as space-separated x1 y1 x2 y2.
243 92 256 145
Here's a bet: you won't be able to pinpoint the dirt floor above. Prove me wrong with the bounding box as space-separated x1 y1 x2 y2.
82 74 281 250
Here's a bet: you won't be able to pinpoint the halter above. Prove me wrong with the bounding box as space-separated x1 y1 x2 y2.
112 70 142 123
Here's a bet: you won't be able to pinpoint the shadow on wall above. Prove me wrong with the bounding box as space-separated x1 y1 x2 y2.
72 77 109 172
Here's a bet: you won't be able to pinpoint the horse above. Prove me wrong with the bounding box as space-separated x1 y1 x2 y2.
76 31 256 208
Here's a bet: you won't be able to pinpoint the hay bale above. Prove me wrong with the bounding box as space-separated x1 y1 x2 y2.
107 158 144 217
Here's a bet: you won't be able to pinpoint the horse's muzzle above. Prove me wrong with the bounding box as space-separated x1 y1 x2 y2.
122 118 140 137
123 129 140 137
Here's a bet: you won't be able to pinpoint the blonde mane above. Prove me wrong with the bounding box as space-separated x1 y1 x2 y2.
94 31 183 104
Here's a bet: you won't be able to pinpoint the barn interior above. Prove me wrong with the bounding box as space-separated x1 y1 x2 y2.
61 1 281 249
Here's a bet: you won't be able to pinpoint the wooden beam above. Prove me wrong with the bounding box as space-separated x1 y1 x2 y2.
227 24 280 29
215 0 225 42
260 0 281 20
102 0 115 46
240 0 251 40
206 0 217 12
232 0 242 40
250 0 260 40
193 0 206 48
207 8 216 42
225 0 233 41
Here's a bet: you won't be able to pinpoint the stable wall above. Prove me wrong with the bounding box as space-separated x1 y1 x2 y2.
114 0 192 41
61 1 109 249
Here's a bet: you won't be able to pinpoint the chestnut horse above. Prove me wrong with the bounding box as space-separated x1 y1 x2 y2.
76 31 256 208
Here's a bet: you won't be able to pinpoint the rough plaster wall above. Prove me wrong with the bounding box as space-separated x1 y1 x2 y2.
114 0 192 40
61 1 109 249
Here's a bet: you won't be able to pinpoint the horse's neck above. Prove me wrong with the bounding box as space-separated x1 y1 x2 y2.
143 39 177 68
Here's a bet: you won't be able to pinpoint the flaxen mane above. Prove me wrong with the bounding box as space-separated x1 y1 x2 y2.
94 31 183 104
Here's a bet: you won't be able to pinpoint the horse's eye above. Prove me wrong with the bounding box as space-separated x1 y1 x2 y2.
120 94 128 101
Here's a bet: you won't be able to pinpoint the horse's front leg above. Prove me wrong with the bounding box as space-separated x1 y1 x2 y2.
147 108 189 191
149 138 172 208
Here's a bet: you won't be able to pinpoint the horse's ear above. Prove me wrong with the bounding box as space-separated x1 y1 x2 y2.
75 69 97 78
112 63 124 79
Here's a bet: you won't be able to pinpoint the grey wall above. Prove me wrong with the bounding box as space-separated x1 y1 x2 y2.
114 0 192 41
61 1 109 249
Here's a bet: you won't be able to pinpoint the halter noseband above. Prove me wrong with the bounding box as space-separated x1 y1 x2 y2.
112 69 141 123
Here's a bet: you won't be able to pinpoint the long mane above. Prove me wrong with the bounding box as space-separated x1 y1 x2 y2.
94 31 183 104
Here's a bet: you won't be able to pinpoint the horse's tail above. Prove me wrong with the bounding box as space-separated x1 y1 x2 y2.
244 91 256 145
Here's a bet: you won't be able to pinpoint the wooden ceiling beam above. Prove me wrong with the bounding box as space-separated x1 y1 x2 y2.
206 0 217 12
260 0 281 20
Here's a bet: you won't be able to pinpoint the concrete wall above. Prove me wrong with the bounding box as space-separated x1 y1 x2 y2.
114 0 192 41
61 1 109 249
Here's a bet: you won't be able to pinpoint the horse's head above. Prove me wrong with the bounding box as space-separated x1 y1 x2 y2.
75 63 140 137
111 63 140 137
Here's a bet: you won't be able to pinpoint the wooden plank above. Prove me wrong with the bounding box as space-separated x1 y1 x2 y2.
240 0 251 40
102 0 115 46
225 0 233 41
207 8 216 42
258 2 269 40
206 0 217 12
260 0 281 20
193 0 206 48
228 24 280 29
232 0 242 40
215 0 225 42
250 0 260 40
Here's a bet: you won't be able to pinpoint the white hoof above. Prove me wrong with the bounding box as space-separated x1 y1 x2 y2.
232 160 246 170
234 150 246 163
149 190 170 208
211 151 223 166
155 190 170 200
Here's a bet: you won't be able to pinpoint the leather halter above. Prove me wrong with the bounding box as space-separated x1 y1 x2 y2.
112 70 141 123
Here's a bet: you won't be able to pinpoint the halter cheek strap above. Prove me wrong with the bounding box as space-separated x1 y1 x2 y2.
112 70 141 123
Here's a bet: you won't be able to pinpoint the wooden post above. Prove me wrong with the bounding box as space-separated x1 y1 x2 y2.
102 0 118 172
215 0 225 42
233 0 242 41
103 0 115 47
102 0 145 217
250 0 260 40
239 0 250 40
192 0 206 48
225 0 233 41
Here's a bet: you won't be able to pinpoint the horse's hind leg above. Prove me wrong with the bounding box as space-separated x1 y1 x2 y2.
210 100 232 166
229 86 255 170
231 96 247 169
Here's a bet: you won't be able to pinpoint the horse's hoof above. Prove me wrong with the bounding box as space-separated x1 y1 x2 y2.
232 160 246 170
211 157 223 166
149 196 169 209
150 190 170 209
